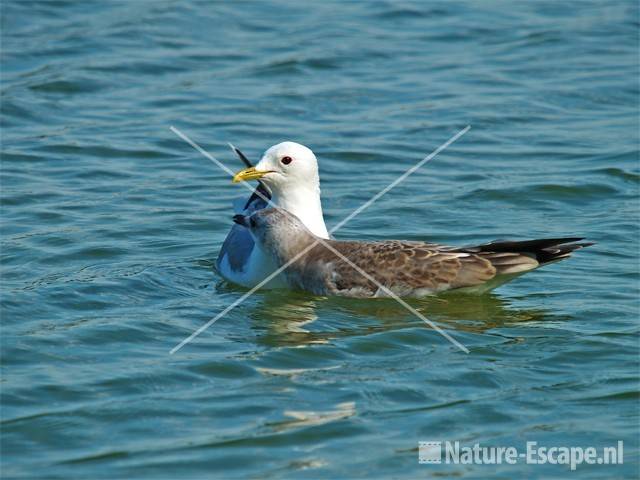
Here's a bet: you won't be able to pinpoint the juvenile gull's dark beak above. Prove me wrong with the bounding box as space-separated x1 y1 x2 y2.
233 214 247 227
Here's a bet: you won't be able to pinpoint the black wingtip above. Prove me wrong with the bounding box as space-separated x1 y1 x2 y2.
462 237 594 265
232 146 253 168
473 237 589 253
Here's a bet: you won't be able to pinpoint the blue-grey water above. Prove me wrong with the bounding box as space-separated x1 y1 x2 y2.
1 1 639 478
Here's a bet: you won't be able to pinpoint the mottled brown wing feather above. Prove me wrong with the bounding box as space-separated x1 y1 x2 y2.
305 240 497 295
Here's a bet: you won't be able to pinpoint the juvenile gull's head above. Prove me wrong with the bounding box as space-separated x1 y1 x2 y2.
233 208 316 265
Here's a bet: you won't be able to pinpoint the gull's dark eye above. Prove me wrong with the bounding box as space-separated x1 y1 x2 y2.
281 156 292 165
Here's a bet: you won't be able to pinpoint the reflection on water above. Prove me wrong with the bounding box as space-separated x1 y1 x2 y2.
246 289 327 346
267 401 356 432
241 285 561 348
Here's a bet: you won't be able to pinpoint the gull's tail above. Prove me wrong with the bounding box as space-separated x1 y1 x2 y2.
450 237 593 293
459 237 594 275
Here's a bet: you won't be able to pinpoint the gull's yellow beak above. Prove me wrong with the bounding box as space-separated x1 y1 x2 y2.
232 167 272 184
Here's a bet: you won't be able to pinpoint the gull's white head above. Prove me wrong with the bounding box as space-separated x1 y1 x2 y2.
232 141 329 239
233 141 319 196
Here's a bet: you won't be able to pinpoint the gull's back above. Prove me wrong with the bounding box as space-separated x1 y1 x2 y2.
250 208 592 298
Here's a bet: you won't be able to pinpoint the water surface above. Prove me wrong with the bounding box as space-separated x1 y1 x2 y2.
1 1 639 478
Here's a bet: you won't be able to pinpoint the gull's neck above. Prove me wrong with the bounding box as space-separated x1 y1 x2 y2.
271 185 329 239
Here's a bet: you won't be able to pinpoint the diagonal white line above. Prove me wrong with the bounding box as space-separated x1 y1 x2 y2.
169 126 470 354
170 126 237 177
330 126 470 234
170 126 273 206
171 236 323 355
318 241 470 353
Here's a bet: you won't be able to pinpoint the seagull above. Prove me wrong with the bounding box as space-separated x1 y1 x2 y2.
233 207 593 297
216 142 330 287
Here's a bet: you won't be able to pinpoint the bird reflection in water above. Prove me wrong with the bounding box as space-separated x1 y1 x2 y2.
244 289 566 348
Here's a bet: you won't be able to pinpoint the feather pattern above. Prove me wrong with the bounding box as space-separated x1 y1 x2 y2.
240 208 593 298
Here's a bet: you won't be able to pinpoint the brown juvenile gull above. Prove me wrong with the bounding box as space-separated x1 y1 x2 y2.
233 208 593 298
